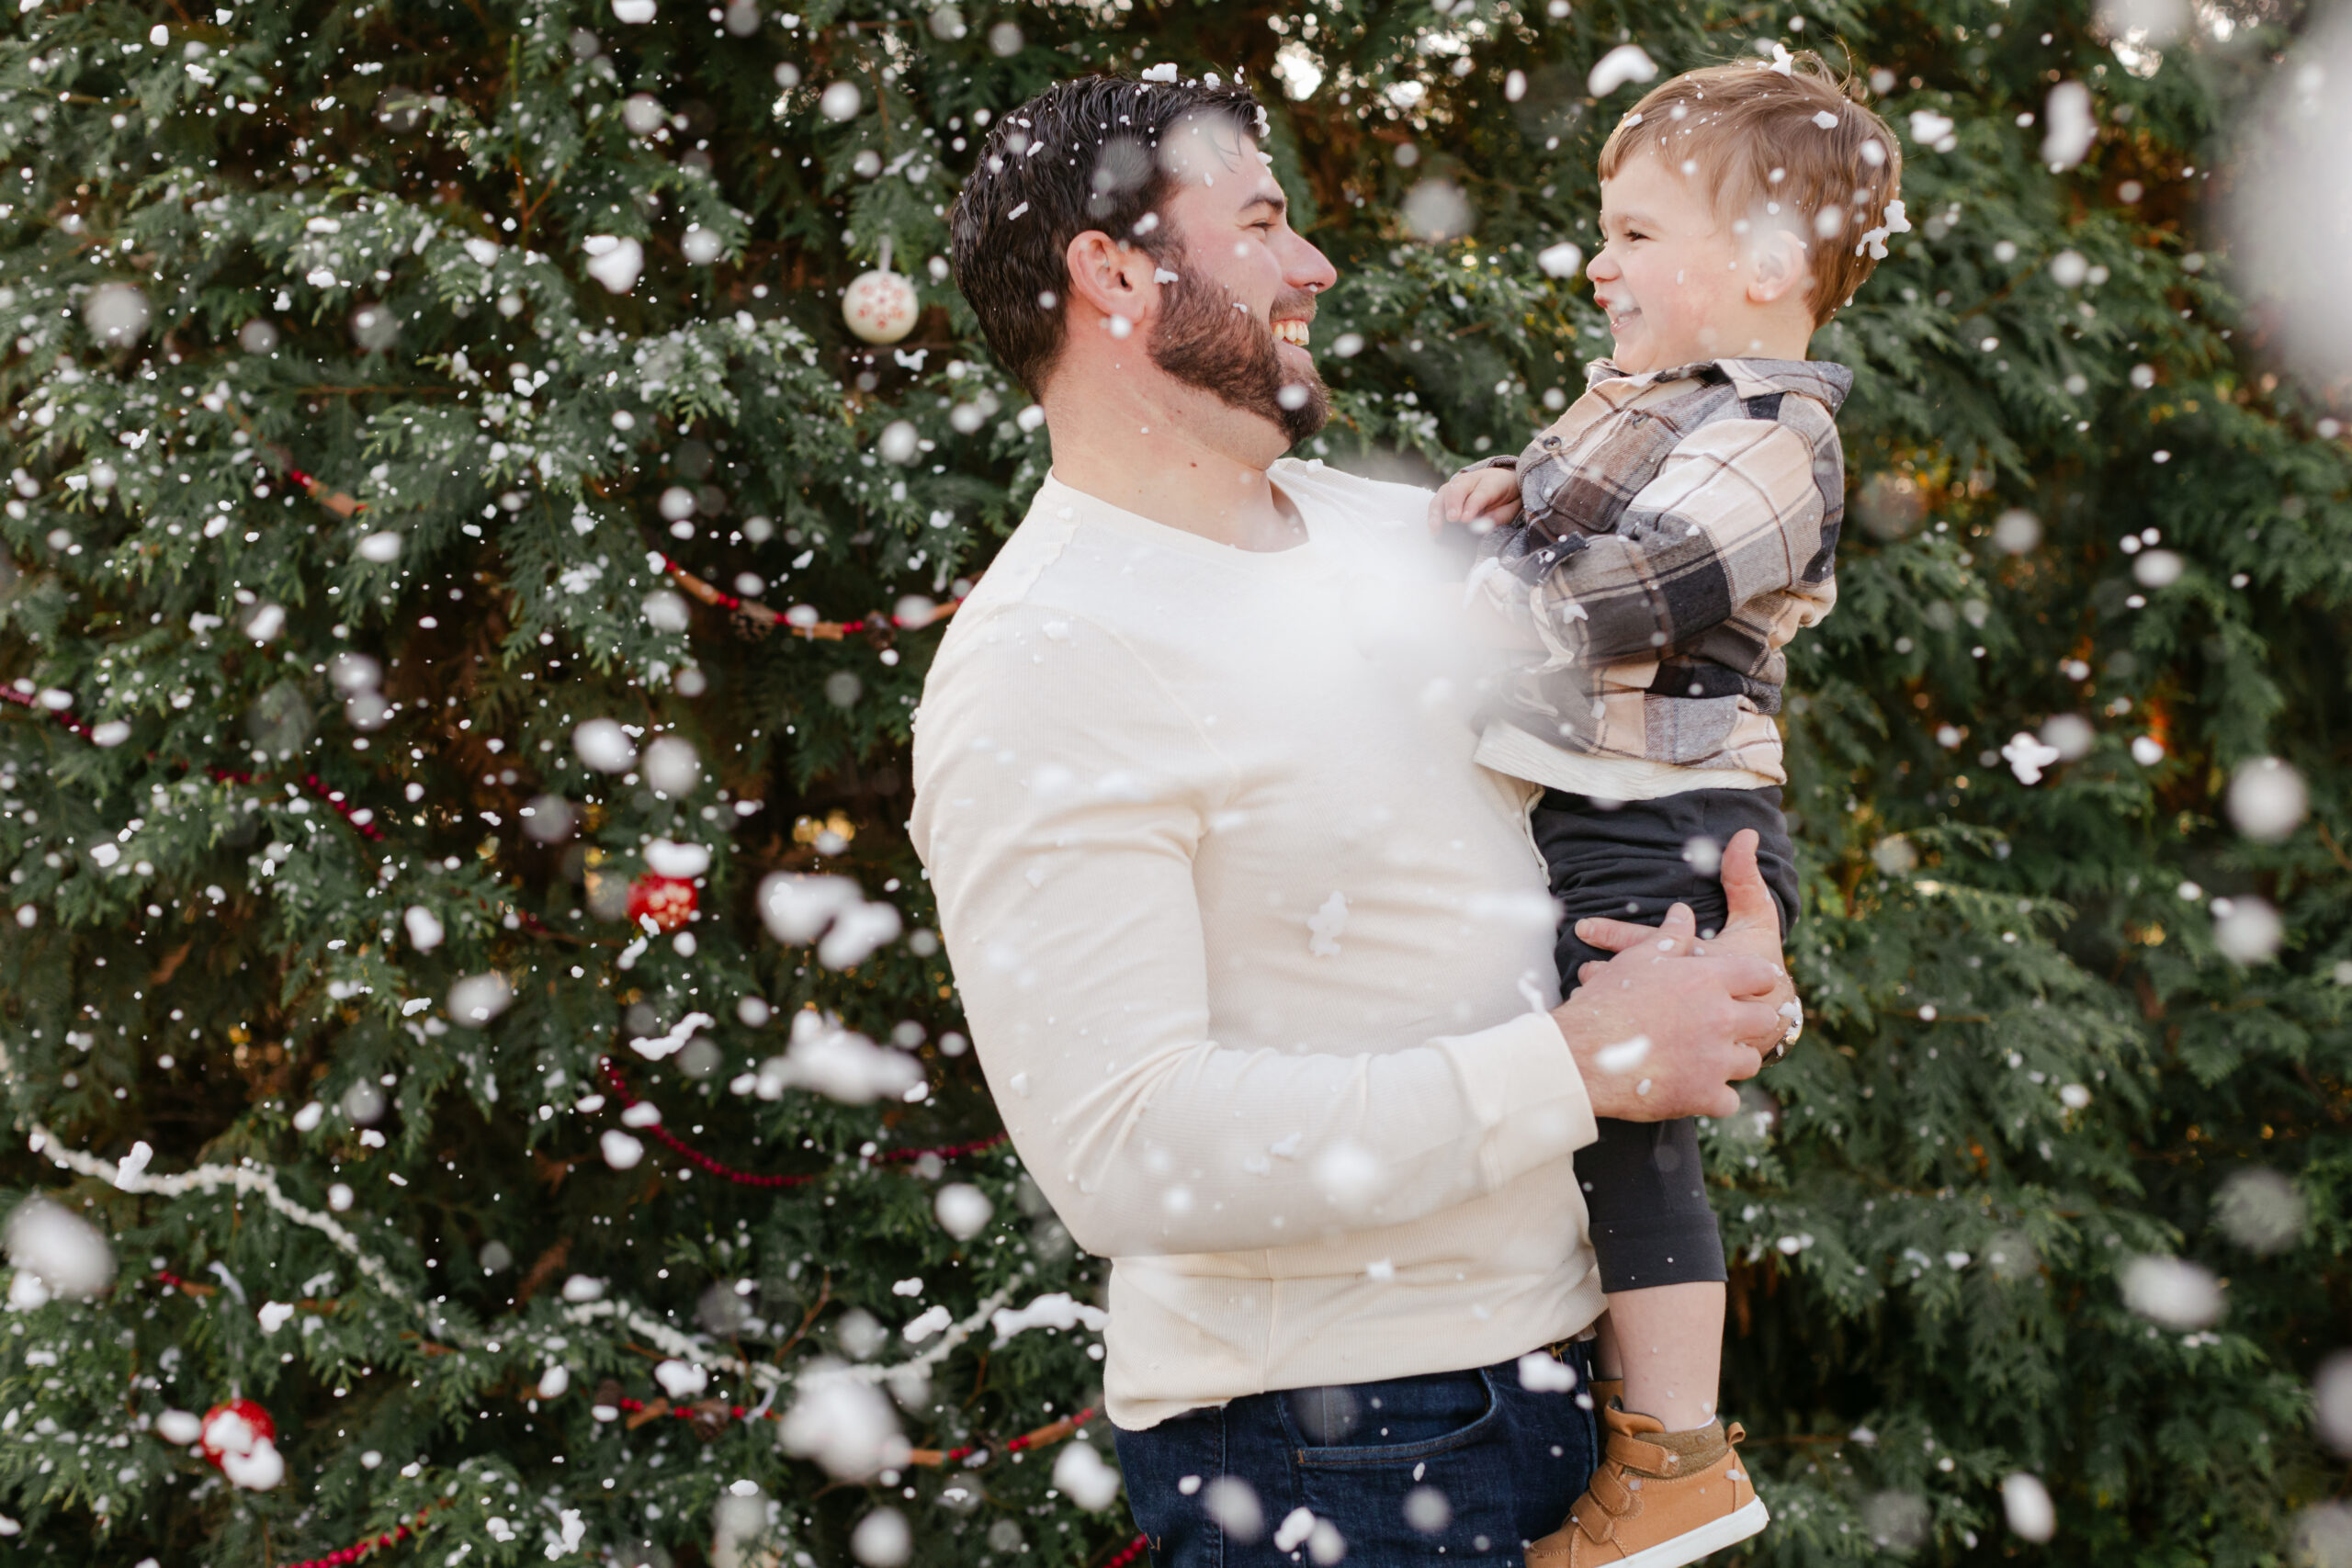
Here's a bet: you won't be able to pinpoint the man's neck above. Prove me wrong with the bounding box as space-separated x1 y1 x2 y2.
1040 377 1304 553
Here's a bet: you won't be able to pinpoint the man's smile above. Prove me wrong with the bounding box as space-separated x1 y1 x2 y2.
1272 318 1312 347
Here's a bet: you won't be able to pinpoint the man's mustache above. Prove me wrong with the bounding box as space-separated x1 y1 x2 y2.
1266 289 1318 325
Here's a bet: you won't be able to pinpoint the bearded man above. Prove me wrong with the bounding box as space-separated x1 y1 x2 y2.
911 74 1792 1566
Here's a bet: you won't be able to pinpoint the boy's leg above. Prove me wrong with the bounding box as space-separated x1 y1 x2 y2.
1529 789 1795 1565
1539 789 1799 1423
1556 908 1727 1435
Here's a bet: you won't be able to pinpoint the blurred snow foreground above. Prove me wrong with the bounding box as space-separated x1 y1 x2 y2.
780 1364 910 1479
748 1009 924 1104
759 871 903 967
2228 8 2352 401
4 1195 116 1307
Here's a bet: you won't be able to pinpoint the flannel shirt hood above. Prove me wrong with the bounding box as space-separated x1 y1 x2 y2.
1467 353 1856 790
1584 355 1855 414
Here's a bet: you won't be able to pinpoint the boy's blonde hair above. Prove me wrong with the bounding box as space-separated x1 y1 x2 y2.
1599 50 1905 325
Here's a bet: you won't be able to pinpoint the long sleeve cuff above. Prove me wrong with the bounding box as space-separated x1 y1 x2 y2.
1443 1008 1600 1190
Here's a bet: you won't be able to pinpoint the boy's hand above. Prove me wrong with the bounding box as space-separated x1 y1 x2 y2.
1428 464 1524 535
1572 828 1800 1058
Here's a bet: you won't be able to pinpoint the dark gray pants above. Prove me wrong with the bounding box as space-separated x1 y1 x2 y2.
1532 786 1799 1293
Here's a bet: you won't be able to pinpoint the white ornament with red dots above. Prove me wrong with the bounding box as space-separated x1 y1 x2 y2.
842 270 921 344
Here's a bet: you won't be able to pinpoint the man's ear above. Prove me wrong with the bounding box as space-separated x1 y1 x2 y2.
1063 230 1157 335
1745 226 1811 309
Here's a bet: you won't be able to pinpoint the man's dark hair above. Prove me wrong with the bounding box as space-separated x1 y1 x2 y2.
948 74 1265 397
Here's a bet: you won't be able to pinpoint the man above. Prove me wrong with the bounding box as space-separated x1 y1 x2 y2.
911 74 1792 1565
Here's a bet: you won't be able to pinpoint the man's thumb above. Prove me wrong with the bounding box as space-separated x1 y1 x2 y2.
1721 829 1781 938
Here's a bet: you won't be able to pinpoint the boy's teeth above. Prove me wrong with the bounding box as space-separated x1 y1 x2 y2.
1274 320 1310 346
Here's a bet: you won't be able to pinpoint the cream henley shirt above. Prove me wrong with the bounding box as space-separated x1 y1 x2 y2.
910 460 1606 1430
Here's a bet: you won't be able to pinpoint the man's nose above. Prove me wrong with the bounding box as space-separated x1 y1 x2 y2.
1285 233 1339 296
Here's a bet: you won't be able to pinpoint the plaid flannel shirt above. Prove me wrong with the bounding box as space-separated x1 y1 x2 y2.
1468 355 1852 793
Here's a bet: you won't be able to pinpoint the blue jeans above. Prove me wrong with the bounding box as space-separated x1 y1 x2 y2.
1113 1342 1598 1566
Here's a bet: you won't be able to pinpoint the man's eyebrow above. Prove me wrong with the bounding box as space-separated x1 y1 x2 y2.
1238 189 1288 220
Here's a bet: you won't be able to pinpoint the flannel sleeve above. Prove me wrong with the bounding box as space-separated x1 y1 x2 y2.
1496 417 1827 667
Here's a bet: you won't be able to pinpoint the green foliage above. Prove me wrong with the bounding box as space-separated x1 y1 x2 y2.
0 0 2342 1564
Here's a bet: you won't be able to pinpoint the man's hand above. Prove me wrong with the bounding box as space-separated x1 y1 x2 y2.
1572 827 1798 1056
1551 897 1781 1121
1427 464 1523 535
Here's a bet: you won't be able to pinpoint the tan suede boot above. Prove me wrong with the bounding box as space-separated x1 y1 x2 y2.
1529 1405 1768 1568
1589 1377 1624 1410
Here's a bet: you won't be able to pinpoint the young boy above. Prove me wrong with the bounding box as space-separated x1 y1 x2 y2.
1431 51 1905 1568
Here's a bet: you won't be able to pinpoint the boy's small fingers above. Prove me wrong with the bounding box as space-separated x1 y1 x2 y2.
1575 916 1657 953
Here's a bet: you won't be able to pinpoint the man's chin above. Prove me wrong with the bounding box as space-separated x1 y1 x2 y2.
1274 384 1330 446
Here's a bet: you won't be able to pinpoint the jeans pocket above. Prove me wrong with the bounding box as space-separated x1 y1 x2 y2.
1282 1367 1534 1563
1282 1369 1500 1470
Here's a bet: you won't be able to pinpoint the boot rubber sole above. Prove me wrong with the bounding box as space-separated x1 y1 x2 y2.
1599 1496 1770 1568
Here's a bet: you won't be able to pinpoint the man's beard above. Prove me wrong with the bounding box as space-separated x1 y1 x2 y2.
1148 265 1330 446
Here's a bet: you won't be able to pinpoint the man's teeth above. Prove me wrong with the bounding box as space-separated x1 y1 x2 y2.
1273 319 1311 347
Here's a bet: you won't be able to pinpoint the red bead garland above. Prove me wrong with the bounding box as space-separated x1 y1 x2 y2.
0 683 96 739
594 1057 1007 1188
300 771 387 842
0 693 386 848
650 552 971 642
278 1520 413 1568
274 1503 441 1568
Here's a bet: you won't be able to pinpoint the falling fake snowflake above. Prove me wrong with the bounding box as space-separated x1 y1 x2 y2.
2001 732 2064 784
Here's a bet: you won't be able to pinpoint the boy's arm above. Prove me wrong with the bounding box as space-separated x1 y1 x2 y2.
1428 455 1524 533
1479 416 1832 667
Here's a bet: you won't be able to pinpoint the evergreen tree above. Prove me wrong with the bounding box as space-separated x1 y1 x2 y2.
0 1 2341 1566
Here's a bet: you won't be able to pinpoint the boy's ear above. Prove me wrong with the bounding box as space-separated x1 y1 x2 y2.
1063 231 1158 335
1745 226 1811 309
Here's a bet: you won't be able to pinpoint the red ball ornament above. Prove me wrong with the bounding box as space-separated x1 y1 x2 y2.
627 874 696 932
198 1398 275 1468
198 1397 284 1488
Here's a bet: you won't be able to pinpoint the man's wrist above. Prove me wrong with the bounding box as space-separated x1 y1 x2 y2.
1550 998 1640 1122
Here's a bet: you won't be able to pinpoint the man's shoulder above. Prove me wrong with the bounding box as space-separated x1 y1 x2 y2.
1271 455 1431 536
